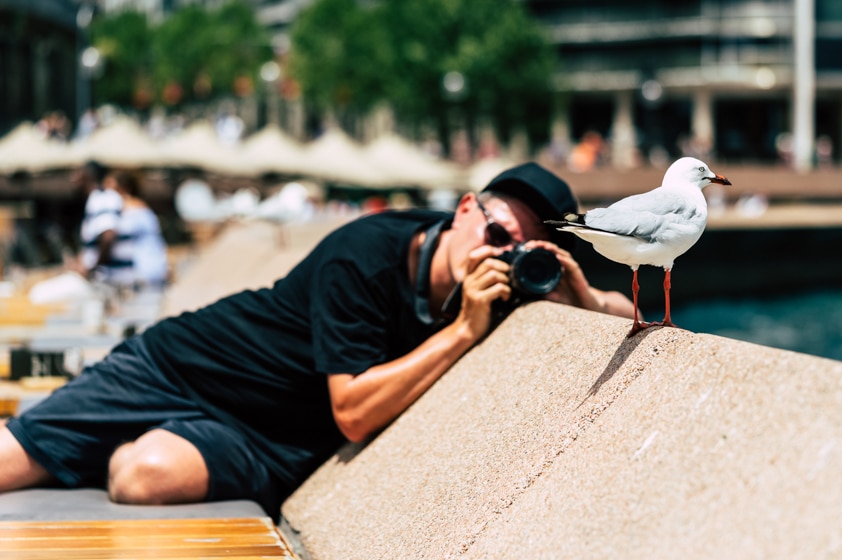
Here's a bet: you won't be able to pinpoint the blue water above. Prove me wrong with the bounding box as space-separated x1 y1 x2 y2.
654 290 842 362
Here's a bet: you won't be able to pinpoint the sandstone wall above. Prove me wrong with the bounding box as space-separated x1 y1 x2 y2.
282 302 842 559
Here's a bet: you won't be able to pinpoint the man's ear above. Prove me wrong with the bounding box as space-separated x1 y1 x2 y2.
452 192 478 230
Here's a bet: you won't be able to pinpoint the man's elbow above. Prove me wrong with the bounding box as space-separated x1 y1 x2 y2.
332 408 371 443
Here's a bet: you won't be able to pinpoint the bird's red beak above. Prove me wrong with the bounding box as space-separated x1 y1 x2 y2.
710 173 731 186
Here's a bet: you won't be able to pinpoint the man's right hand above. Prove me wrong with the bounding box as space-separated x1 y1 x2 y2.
454 246 512 341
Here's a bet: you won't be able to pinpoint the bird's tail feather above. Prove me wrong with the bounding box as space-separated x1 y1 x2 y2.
545 212 585 227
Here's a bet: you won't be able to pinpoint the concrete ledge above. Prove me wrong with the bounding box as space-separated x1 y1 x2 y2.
282 302 842 559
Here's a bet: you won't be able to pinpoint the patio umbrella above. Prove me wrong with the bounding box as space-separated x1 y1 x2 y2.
0 122 77 173
70 116 162 168
302 128 390 188
160 120 254 177
363 133 462 189
241 125 311 177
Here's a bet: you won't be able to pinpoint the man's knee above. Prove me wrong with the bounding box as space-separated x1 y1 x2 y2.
107 431 209 505
108 441 170 504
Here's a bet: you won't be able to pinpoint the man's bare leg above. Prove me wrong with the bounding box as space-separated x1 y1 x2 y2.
0 425 56 492
108 428 209 505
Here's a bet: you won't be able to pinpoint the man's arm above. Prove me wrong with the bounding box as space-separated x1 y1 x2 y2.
78 189 122 277
92 229 117 271
68 228 116 277
595 288 638 320
327 320 475 443
327 246 509 443
527 240 636 320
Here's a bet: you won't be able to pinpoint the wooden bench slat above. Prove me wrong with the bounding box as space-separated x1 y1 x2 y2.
0 523 273 538
0 517 297 559
0 534 282 548
0 545 292 559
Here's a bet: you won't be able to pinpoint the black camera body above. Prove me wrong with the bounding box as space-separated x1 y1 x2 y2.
439 244 563 326
492 244 563 321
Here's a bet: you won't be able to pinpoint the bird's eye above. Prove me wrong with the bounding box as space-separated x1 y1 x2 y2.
698 166 705 172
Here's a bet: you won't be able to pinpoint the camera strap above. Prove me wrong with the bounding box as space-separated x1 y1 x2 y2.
440 282 462 321
414 218 449 326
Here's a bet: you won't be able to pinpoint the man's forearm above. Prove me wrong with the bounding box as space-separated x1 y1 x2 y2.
600 289 637 319
328 321 479 442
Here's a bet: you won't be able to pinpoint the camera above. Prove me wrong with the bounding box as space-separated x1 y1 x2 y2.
439 244 563 326
492 244 563 320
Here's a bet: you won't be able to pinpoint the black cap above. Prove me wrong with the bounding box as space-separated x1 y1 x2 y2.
481 162 578 250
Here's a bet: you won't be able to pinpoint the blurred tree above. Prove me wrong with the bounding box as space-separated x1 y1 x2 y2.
152 5 211 106
288 0 391 123
288 0 556 155
153 1 272 105
90 11 154 109
90 1 272 109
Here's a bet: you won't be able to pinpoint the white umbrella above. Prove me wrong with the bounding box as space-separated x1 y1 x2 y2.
70 116 162 168
160 120 254 176
363 133 462 189
241 125 311 176
0 122 77 173
302 128 390 188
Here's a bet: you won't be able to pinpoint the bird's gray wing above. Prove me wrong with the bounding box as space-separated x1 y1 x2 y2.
584 187 702 243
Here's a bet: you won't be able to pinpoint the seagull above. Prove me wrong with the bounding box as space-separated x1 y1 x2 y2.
546 157 731 336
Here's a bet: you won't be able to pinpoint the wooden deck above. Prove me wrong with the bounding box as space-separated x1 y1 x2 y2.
0 517 299 559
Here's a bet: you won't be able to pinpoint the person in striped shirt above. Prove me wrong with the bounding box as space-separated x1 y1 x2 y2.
74 160 122 279
100 170 168 289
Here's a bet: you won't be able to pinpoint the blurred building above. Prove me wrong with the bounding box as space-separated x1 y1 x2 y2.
29 0 842 169
526 0 841 169
0 0 79 135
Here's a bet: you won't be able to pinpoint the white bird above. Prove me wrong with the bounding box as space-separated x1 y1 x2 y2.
546 157 731 336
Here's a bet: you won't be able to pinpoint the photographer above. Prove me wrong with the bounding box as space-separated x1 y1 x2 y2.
0 163 634 521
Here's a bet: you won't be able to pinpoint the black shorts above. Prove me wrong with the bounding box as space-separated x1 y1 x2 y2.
6 336 284 520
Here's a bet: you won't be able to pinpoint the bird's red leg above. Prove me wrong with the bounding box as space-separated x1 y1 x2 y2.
628 269 649 336
659 268 678 328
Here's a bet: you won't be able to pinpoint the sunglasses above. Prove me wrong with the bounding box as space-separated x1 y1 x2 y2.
476 198 513 247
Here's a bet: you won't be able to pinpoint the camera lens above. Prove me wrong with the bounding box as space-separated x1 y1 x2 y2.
510 248 562 296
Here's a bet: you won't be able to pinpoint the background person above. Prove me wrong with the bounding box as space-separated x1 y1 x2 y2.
101 170 169 289
73 160 122 280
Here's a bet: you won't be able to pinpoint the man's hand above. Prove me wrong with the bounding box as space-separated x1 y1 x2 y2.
452 245 512 341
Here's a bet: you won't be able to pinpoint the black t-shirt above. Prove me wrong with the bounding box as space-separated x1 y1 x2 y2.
142 209 450 488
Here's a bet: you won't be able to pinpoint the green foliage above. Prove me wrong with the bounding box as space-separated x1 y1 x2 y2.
288 0 391 114
151 5 211 100
89 1 272 108
89 0 556 151
90 11 153 107
289 0 557 151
